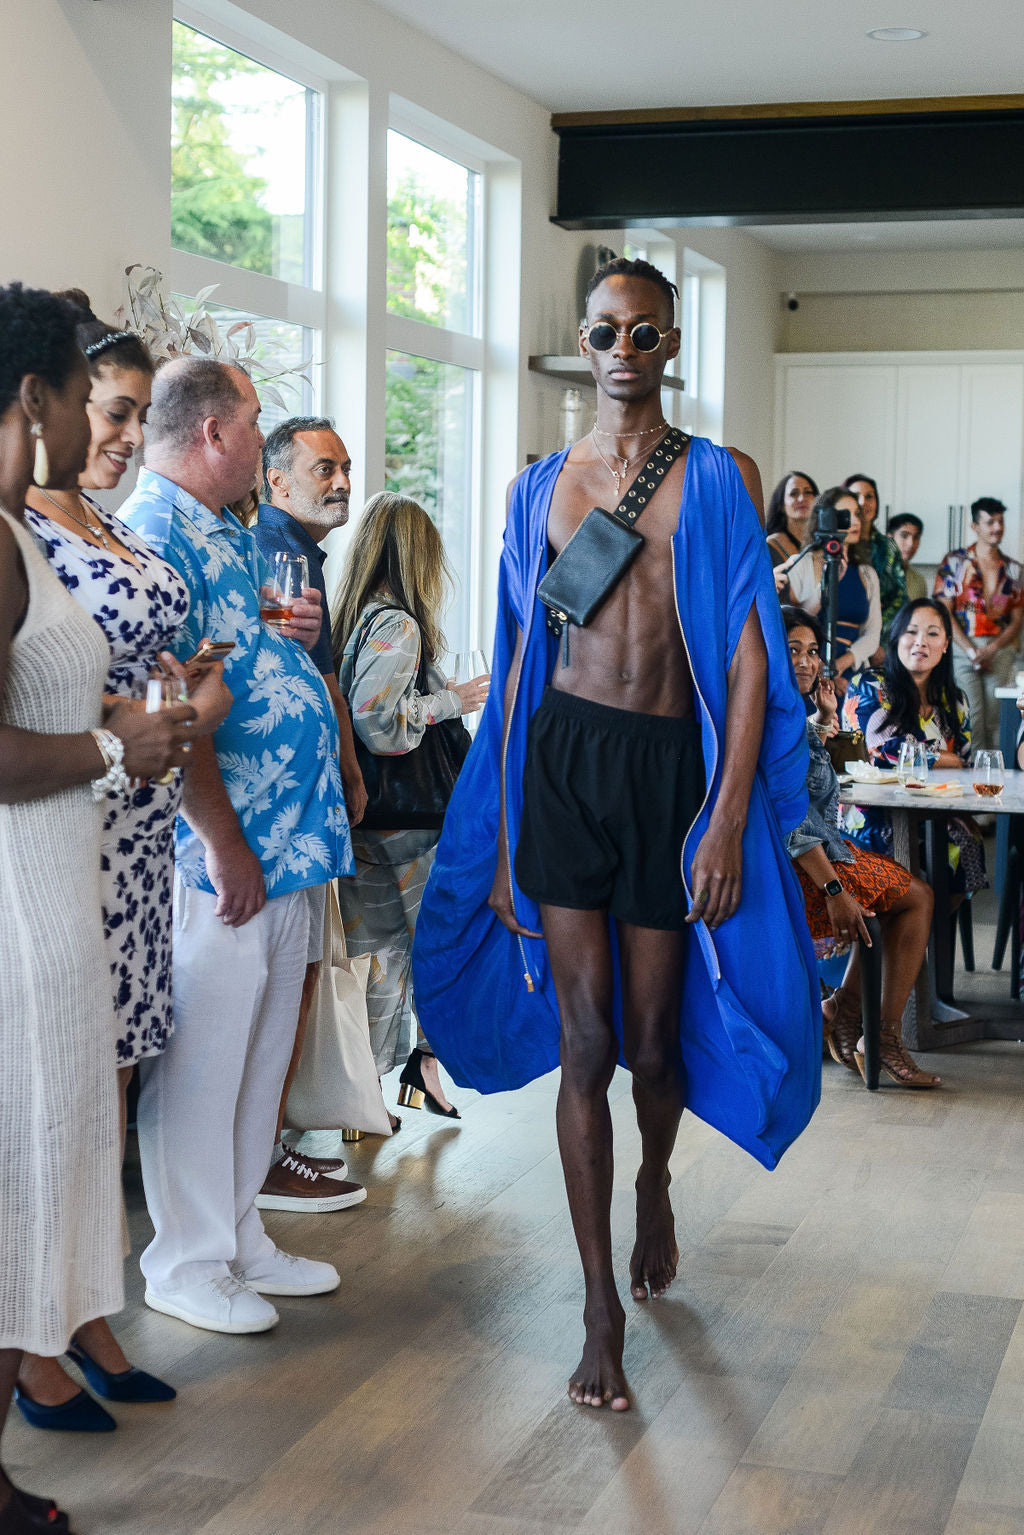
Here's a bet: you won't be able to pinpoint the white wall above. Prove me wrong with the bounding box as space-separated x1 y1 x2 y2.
776 248 1024 353
0 0 170 317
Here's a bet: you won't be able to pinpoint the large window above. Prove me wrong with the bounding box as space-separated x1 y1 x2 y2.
385 128 484 652
169 16 324 426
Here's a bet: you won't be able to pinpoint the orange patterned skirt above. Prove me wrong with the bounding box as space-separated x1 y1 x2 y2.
796 841 911 940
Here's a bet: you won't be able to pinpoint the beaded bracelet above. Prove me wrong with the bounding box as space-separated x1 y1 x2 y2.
89 727 132 801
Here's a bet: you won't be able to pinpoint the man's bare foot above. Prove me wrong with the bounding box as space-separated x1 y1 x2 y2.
629 1180 679 1301
567 1302 630 1411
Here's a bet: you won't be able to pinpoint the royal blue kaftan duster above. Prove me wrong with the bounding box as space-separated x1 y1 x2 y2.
412 435 820 1170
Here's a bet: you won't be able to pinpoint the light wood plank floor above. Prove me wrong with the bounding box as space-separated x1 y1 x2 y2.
8 883 1024 1534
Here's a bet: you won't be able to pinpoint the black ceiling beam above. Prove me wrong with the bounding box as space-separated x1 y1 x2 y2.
551 106 1024 229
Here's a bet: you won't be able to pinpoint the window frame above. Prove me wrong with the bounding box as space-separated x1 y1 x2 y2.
169 7 328 413
384 119 488 649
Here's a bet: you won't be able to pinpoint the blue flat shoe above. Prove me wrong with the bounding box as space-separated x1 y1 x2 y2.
65 1341 176 1403
13 1385 116 1433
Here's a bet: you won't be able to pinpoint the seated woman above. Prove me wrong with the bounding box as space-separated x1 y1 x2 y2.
843 597 987 902
783 607 938 1087
765 470 818 599
787 487 881 695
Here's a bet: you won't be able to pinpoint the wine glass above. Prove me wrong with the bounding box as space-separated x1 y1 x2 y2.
973 749 1005 800
897 739 929 789
144 675 187 786
447 649 490 731
260 553 308 630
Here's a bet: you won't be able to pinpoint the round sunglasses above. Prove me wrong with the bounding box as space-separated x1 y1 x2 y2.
582 320 674 353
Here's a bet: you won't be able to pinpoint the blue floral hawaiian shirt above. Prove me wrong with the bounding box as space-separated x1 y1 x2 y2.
121 468 353 895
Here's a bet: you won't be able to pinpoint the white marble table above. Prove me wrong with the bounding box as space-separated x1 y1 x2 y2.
839 768 1024 1049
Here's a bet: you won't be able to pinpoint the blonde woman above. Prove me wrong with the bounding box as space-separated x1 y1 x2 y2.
332 493 488 1122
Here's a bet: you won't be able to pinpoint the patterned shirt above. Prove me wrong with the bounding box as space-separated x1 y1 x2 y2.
933 543 1024 638
867 528 908 636
122 468 353 895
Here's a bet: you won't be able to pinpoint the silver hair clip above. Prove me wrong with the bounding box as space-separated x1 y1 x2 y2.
83 330 135 357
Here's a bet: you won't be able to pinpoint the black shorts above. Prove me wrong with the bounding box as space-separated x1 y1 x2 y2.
515 688 705 931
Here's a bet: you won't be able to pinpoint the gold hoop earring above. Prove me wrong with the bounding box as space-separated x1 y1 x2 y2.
31 422 49 488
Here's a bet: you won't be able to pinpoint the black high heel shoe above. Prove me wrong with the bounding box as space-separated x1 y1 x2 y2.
397 1048 460 1119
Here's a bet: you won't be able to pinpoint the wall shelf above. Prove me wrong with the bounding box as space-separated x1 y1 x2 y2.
528 355 687 391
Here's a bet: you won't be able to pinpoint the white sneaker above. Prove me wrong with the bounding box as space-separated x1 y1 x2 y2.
144 1275 279 1334
233 1248 341 1297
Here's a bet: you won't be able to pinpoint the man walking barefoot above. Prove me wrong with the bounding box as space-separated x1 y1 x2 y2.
413 259 820 1410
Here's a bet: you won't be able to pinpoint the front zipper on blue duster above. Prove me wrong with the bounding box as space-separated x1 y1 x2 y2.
672 548 723 983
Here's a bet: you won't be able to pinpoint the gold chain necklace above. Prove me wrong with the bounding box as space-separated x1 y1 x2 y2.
590 425 670 497
38 488 112 552
592 419 668 442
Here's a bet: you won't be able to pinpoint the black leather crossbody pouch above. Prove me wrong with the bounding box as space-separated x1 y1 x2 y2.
537 428 689 664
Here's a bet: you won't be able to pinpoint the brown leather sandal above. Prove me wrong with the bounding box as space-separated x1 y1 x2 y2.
821 985 861 1073
855 1021 941 1089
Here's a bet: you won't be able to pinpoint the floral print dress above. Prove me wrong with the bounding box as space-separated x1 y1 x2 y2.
26 497 190 1062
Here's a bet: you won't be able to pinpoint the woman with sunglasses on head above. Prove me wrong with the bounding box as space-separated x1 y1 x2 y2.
0 283 193 1535
782 606 937 1087
842 473 907 644
17 293 232 1433
786 486 881 697
765 471 818 599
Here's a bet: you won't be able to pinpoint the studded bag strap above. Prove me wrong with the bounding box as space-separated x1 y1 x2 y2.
609 427 691 530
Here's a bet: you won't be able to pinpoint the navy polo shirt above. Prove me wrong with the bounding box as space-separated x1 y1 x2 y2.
253 501 333 676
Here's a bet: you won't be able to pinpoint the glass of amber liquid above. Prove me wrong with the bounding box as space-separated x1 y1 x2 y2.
260 553 308 630
973 749 1004 800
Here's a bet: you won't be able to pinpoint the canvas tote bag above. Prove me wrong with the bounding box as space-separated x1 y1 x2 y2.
285 882 392 1136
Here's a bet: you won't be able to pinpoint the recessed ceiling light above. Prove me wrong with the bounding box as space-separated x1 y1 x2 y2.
867 26 928 40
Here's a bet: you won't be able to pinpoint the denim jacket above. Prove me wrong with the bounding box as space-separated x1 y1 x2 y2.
786 721 854 866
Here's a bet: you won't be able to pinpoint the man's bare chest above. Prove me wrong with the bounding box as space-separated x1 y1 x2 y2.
546 453 688 557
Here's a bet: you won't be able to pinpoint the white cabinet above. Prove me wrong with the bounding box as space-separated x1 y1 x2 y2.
779 365 897 492
894 366 961 563
775 352 1024 565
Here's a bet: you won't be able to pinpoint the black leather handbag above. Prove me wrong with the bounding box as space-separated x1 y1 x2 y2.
537 428 689 663
350 607 472 831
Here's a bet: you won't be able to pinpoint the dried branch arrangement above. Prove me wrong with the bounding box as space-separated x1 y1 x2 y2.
115 264 312 413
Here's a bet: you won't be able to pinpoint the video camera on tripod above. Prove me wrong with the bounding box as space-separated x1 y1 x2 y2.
782 498 852 678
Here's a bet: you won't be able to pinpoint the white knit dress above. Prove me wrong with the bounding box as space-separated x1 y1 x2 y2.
0 508 124 1354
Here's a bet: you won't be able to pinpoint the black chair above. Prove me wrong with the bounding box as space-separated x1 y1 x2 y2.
993 820 1024 1000
952 900 975 972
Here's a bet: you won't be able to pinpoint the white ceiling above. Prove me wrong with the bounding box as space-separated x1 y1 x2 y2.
744 219 1024 253
369 0 1024 115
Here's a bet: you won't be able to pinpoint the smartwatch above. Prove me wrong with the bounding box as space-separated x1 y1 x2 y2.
822 878 845 898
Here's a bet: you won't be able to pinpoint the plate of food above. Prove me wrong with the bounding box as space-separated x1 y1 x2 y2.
843 761 899 784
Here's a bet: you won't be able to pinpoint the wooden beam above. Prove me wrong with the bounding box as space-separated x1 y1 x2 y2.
551 94 1024 130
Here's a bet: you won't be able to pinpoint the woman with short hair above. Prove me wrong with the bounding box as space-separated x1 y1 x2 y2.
0 282 190 1534
19 293 231 1431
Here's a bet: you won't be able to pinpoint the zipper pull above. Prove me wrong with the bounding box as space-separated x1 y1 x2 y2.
561 620 570 668
524 969 535 993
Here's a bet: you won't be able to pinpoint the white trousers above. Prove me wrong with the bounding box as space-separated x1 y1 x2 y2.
138 878 308 1293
